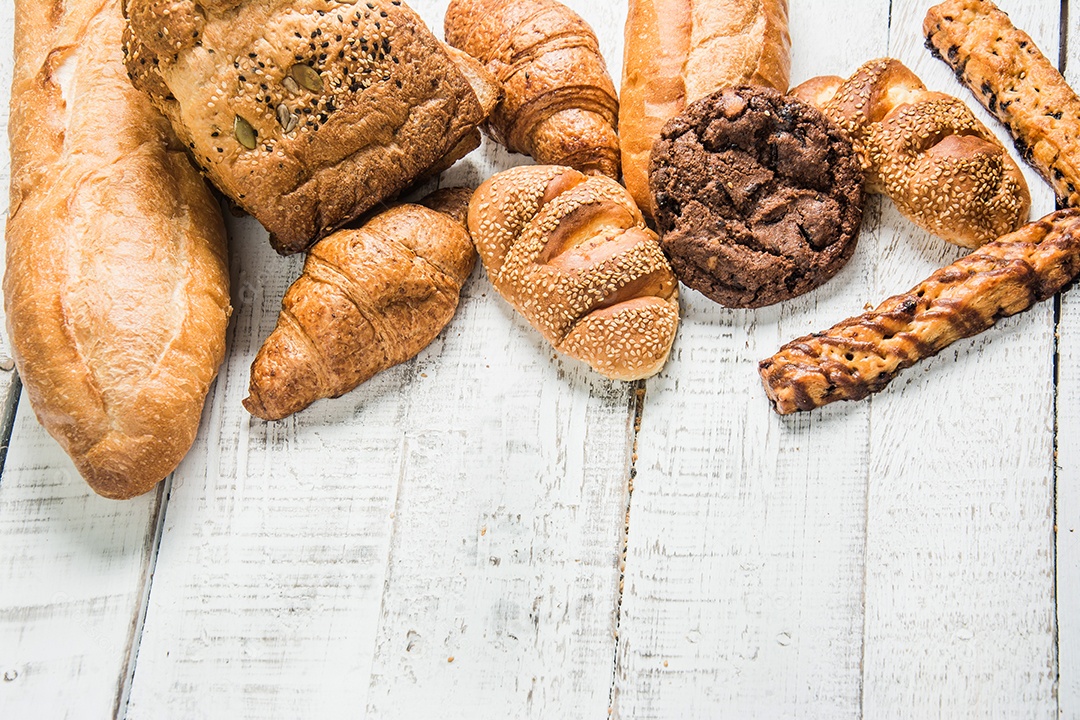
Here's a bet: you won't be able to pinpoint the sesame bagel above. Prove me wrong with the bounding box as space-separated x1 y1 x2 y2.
468 166 680 380
792 58 1030 248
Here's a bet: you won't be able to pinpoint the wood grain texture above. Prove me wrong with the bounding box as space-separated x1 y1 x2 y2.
123 215 404 719
365 3 635 717
0 0 20 468
1058 5 1080 715
0 1 1073 718
0 391 162 719
859 2 1059 716
611 2 890 717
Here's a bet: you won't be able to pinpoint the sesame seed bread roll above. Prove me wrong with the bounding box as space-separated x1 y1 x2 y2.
123 0 498 254
468 166 679 380
6 0 231 498
791 58 1030 248
760 210 1080 414
924 0 1080 208
620 0 791 221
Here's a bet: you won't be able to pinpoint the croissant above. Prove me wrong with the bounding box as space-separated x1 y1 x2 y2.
243 189 476 420
444 0 620 179
792 58 1030 248
759 210 1080 414
468 165 679 380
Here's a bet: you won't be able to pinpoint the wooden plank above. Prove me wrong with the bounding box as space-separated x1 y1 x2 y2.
1057 4 1080 715
858 2 1059 717
611 2 891 717
0 391 164 720
0 0 22 471
123 212 403 719
363 3 636 717
124 3 634 718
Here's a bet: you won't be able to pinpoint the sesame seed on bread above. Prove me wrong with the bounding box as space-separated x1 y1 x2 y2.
468 166 680 380
792 58 1031 248
123 0 497 254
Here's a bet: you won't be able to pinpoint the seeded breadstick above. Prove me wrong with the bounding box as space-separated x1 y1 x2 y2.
924 0 1080 207
759 210 1080 415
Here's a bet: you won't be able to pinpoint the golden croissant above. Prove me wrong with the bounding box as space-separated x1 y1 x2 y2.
244 189 476 420
445 0 620 179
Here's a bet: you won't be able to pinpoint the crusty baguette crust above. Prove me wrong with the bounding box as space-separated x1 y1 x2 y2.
468 165 679 380
791 58 1031 248
5 0 231 498
759 210 1080 414
924 0 1080 208
620 0 790 220
243 190 476 421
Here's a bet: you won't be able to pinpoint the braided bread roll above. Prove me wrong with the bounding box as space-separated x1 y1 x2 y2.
468 166 679 380
243 189 476 420
444 0 620 179
792 58 1030 248
759 210 1080 415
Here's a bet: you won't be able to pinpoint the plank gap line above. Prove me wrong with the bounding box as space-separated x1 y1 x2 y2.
113 477 172 720
1055 7 1068 718
0 372 22 486
607 377 647 719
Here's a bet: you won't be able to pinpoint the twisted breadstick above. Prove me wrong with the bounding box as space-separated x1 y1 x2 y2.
759 210 1080 414
924 0 1080 208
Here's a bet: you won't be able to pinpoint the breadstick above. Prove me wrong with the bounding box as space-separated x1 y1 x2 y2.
924 0 1080 207
759 210 1080 415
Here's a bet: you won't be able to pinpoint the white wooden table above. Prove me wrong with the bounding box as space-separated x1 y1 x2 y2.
1 1 1078 717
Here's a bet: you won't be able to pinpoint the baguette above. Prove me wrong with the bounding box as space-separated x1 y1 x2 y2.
620 0 791 220
5 0 231 498
759 210 1080 414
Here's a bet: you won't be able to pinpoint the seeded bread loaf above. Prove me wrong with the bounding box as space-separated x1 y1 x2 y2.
792 58 1030 248
620 0 791 220
468 166 679 380
759 210 1080 414
123 0 498 254
924 0 1080 209
6 0 231 498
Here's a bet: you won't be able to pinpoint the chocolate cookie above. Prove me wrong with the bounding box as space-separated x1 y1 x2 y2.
649 85 865 308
